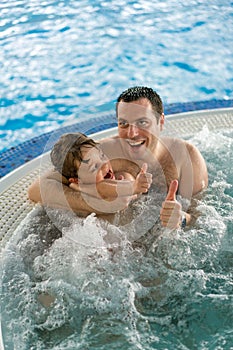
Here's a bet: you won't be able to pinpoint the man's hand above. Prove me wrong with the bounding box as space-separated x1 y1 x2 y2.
160 179 186 229
133 163 152 194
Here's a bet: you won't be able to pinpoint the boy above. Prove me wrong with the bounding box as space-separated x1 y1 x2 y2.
50 132 152 202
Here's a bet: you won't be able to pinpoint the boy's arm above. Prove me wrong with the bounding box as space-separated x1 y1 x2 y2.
110 158 141 178
70 164 152 199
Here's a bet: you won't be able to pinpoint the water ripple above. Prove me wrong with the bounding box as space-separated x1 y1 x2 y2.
0 0 232 151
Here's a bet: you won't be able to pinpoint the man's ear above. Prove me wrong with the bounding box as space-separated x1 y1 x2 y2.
69 177 79 184
160 113 165 131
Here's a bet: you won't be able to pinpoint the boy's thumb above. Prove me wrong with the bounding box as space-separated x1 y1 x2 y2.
140 163 148 173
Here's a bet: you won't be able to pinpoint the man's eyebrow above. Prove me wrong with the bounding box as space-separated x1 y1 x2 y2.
81 158 90 164
118 117 147 121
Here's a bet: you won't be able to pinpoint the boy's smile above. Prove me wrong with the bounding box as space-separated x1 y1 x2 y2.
77 146 115 184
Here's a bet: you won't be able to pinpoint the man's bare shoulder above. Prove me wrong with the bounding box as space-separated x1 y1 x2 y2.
167 137 204 160
159 136 200 177
160 135 185 147
162 136 203 158
99 135 124 158
99 136 140 175
159 136 187 161
100 135 120 145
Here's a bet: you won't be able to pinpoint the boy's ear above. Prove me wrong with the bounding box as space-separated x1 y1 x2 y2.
69 177 79 184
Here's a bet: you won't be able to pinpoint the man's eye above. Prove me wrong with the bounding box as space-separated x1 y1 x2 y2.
137 120 149 128
119 121 129 128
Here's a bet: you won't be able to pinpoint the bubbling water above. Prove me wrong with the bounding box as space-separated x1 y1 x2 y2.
1 127 233 349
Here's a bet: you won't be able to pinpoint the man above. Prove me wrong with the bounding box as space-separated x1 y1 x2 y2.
28 86 208 229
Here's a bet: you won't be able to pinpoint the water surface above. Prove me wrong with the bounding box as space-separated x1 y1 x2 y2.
0 0 233 151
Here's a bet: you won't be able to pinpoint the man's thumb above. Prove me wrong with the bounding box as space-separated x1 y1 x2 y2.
166 179 178 201
140 163 148 173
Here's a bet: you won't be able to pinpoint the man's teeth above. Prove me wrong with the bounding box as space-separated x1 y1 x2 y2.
128 140 144 146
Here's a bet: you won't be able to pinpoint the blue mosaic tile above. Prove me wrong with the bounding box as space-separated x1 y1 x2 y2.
0 115 117 178
164 98 233 114
1 99 233 178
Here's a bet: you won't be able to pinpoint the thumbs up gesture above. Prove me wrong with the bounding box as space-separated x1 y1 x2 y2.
160 179 185 229
134 163 152 194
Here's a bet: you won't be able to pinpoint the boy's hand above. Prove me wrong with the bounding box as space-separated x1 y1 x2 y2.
133 163 152 194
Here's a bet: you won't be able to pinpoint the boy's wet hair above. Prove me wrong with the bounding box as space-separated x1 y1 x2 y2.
50 132 97 178
116 86 163 122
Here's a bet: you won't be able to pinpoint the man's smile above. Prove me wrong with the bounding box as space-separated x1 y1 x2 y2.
126 139 146 147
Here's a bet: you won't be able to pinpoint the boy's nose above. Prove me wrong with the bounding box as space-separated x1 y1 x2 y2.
100 161 109 172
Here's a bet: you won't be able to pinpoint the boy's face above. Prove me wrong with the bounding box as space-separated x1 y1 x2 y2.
76 146 115 184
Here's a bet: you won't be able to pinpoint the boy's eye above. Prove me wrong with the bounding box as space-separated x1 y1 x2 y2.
100 152 107 160
90 163 99 173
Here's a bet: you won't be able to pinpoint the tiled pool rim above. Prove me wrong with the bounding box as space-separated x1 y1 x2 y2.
1 98 233 178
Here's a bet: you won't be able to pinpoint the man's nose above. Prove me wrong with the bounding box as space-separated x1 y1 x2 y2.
127 124 139 138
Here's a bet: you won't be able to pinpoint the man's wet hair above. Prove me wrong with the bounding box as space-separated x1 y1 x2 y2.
116 86 163 122
50 132 97 179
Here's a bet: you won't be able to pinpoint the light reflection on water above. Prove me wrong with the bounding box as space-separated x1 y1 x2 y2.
0 0 233 151
1 127 233 349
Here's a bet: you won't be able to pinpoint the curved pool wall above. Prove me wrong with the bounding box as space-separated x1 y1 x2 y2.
1 98 233 179
0 103 233 350
0 107 233 350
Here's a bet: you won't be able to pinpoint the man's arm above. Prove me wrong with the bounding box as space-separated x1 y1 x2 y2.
182 142 208 195
160 180 191 228
28 170 97 215
28 170 134 215
160 141 208 229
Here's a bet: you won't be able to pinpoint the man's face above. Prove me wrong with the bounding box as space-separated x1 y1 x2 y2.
76 146 115 184
117 98 164 160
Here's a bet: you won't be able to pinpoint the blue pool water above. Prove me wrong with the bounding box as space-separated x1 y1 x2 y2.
1 126 233 349
0 0 233 152
1 1 233 349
